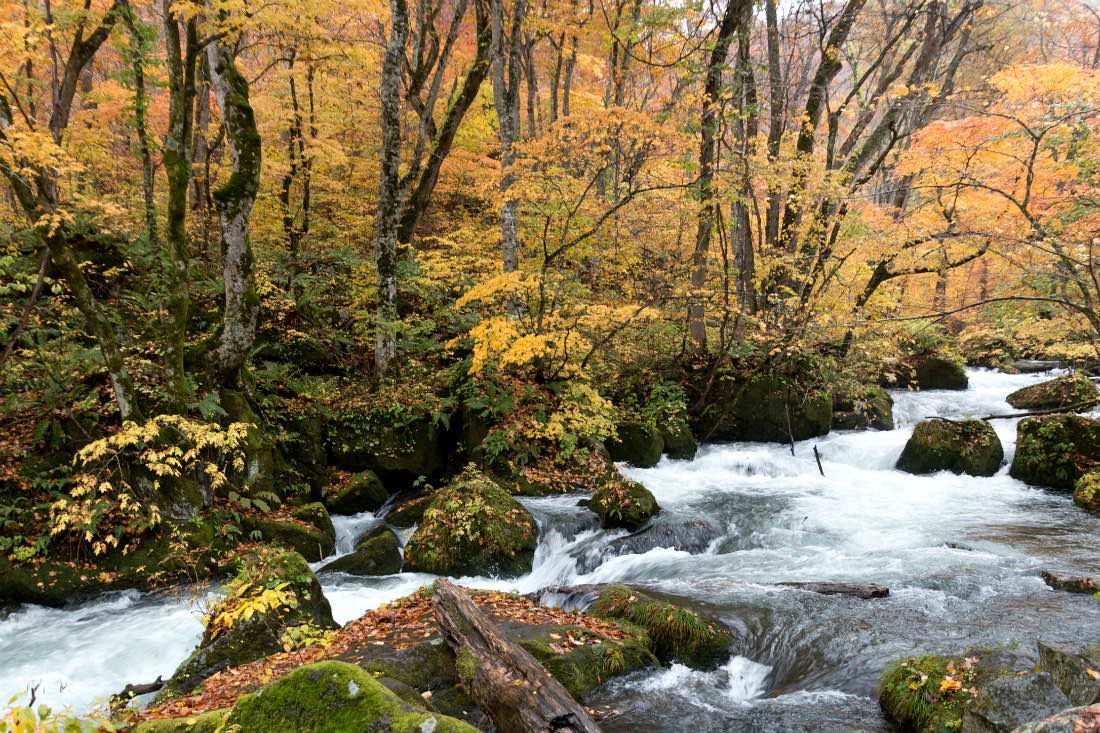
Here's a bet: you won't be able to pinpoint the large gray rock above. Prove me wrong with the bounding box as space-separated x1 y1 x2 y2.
1010 705 1100 732
961 673 1071 733
577 516 721 572
1038 641 1100 706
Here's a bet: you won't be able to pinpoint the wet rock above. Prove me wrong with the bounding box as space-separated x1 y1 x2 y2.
319 526 402 576
692 374 832 443
577 516 722 572
961 672 1070 733
1011 415 1100 491
897 419 1004 477
589 476 660 531
1038 641 1100 706
659 419 699 460
324 469 388 515
885 354 969 391
1041 571 1098 594
381 493 431 528
1007 373 1098 411
833 385 894 431
1013 360 1066 374
589 585 732 669
607 422 664 467
776 582 889 599
1074 473 1100 514
326 409 449 484
1010 705 1100 732
160 548 337 699
403 466 538 578
243 502 336 561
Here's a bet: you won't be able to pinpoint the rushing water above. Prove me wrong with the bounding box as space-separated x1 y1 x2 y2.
3 368 1100 731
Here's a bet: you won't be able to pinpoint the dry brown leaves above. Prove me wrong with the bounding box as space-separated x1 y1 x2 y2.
138 588 629 722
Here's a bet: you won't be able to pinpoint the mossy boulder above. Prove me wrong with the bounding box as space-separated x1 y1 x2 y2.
886 354 969 391
383 495 431 528
694 374 832 443
589 585 731 669
896 419 1003 477
516 623 657 699
1010 415 1100 491
1073 471 1100 513
152 661 478 733
1007 373 1098 411
880 654 982 733
324 470 389 515
132 709 230 733
403 467 538 577
659 419 699 460
243 502 336 561
1037 641 1100 706
833 384 894 431
160 548 337 699
589 477 659 531
607 422 664 467
326 409 448 484
319 526 402 576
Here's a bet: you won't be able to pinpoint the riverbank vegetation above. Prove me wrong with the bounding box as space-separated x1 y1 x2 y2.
2 0 1100 728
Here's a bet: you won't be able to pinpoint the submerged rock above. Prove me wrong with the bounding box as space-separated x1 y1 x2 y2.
403 466 538 577
1007 373 1098 411
319 526 402 576
896 419 1003 476
324 469 389 515
1011 415 1100 491
589 477 660 531
833 384 894 431
776 582 889 599
589 585 732 669
607 422 664 467
1037 641 1100 706
578 516 721 572
161 548 337 699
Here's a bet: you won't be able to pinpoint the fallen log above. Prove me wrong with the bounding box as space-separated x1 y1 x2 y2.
109 676 164 710
431 579 602 733
777 582 889 599
1041 571 1098 594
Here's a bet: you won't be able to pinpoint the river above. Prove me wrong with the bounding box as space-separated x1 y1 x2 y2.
3 368 1099 731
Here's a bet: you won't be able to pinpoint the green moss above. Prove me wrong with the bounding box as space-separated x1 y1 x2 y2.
896 419 1003 477
403 466 538 577
326 408 446 478
243 510 335 561
516 624 656 698
589 477 660 530
223 661 478 732
292 502 337 541
607 422 664 467
694 374 832 443
1010 415 1100 491
659 418 699 460
326 470 389 515
1007 373 1098 410
879 655 977 732
319 527 402 576
384 495 431 528
131 709 231 733
455 647 478 686
1074 471 1100 513
833 384 894 431
589 585 731 669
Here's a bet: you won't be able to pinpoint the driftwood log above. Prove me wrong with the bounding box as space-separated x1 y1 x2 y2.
431 579 602 733
109 675 165 710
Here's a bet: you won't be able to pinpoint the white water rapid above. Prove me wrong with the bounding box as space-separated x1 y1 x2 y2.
3 368 1099 732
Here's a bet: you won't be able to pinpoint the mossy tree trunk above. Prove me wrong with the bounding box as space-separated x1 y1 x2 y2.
206 24 262 388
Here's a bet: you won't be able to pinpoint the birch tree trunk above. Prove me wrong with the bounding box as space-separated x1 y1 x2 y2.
491 0 526 274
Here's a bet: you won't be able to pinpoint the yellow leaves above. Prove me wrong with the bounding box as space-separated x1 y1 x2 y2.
938 675 962 693
1086 668 1100 680
455 271 535 309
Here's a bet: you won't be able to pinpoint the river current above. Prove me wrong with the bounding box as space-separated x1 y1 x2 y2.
3 368 1099 731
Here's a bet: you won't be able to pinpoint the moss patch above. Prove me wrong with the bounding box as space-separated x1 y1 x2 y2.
607 422 664 467
325 470 389 515
1007 373 1098 411
1010 415 1100 491
517 623 656 698
589 585 731 669
1074 471 1100 513
319 526 402 576
833 384 894 431
403 466 537 577
896 419 1003 477
879 654 979 732
589 477 659 530
659 418 698 460
694 374 832 443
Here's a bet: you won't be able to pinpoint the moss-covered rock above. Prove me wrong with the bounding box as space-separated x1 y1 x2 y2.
1073 471 1100 513
879 654 979 733
403 467 538 577
886 355 969 391
896 419 1003 477
589 477 659 531
325 470 389 515
589 585 731 669
516 623 657 699
607 422 664 467
319 526 402 576
659 419 699 460
132 709 231 733
226 661 478 733
1037 641 1100 706
1010 415 1100 491
383 495 431 528
327 409 448 483
243 503 336 562
1007 373 1098 411
833 384 894 431
694 374 832 443
161 548 337 699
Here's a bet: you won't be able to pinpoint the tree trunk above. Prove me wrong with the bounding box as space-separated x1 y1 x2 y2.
431 579 603 733
763 0 784 250
123 9 157 247
374 0 409 376
207 29 262 386
562 35 577 116
491 0 526 273
688 0 752 353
